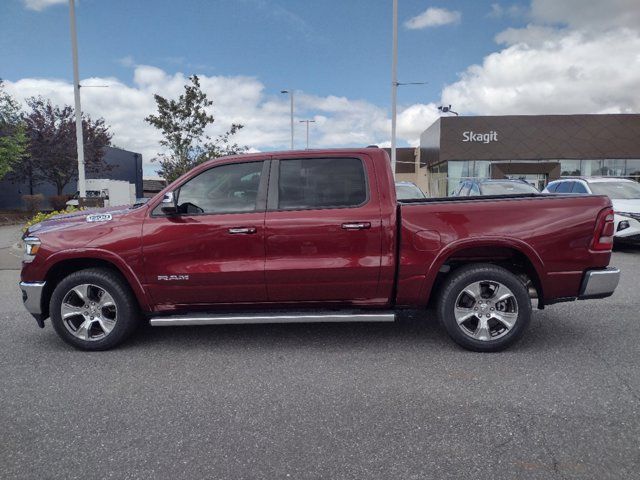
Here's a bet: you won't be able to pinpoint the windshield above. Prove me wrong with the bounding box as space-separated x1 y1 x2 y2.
589 181 640 199
480 182 539 195
396 184 426 200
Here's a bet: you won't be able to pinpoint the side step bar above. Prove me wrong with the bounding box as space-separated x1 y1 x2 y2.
149 311 395 327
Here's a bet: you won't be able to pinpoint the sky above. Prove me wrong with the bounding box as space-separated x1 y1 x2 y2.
1 0 639 177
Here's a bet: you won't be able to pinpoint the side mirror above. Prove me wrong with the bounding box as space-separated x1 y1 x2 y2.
160 191 178 215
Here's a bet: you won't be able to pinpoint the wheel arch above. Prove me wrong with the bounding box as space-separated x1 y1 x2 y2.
421 238 545 308
40 252 151 319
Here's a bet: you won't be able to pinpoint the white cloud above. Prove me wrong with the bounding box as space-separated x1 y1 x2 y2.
4 66 430 176
22 0 66 11
405 7 461 30
530 0 640 31
442 1 640 116
488 3 527 19
117 55 136 68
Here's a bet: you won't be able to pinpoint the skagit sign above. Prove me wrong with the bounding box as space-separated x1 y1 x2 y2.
462 130 498 144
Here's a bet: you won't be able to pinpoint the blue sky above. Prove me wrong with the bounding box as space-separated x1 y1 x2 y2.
1 0 527 107
1 0 639 176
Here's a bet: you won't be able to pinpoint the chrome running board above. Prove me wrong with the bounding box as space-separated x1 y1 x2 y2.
149 311 395 326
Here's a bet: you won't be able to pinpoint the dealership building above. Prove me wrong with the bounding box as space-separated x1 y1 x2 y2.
399 114 640 196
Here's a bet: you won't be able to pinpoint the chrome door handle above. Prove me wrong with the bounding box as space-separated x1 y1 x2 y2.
228 227 257 234
341 222 371 230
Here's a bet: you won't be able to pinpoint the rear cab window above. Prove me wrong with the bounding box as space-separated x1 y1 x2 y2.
274 157 368 210
556 181 574 193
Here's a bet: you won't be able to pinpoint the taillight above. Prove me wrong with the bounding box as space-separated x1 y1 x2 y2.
591 208 615 251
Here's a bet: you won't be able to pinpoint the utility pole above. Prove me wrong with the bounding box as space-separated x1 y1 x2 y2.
69 0 85 197
299 119 315 149
281 90 294 149
390 0 398 178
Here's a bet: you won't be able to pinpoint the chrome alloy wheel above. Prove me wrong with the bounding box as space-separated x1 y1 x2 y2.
60 284 118 341
454 280 519 341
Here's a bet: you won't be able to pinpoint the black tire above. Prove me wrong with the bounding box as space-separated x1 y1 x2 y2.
50 268 139 350
437 263 532 352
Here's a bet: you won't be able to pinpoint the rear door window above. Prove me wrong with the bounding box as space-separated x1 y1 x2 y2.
277 157 368 210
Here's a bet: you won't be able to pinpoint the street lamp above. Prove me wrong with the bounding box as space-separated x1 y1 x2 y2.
69 0 85 198
280 89 294 149
390 0 398 177
299 120 316 149
438 105 459 116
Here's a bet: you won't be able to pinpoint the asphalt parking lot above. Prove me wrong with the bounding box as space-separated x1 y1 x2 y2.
1 225 639 479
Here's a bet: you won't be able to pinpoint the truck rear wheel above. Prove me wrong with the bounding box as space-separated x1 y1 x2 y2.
437 264 531 352
49 268 139 350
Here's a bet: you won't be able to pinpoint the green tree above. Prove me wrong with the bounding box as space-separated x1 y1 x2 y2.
0 80 28 180
20 97 112 195
145 75 247 183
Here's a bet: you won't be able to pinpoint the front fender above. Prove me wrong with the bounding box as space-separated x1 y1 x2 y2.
39 248 152 312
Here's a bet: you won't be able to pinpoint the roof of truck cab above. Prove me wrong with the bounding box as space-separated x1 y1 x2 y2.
199 148 388 167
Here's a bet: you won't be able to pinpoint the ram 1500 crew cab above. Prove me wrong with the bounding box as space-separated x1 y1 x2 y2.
20 149 620 351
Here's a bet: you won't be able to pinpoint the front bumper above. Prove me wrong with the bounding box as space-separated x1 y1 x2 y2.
614 213 640 241
578 267 620 300
19 281 46 327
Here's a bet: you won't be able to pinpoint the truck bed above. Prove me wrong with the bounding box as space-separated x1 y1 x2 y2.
395 193 613 307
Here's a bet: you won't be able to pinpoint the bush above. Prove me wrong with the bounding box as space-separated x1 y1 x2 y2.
22 194 45 215
48 195 71 211
23 206 83 233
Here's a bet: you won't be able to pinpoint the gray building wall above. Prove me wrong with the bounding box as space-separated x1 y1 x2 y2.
0 146 143 210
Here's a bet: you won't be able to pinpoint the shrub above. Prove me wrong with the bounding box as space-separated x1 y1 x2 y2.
23 206 84 233
22 194 45 216
48 195 71 211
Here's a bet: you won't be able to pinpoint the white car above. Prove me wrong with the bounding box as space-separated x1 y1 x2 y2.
395 181 427 200
543 177 640 244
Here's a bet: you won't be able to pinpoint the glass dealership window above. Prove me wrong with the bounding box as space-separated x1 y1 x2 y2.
558 159 640 183
560 160 581 176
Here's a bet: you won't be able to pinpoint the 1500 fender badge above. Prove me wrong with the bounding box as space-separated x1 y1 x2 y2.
158 275 190 281
86 213 113 223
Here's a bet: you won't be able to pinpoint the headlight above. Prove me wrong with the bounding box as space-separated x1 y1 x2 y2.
23 236 41 262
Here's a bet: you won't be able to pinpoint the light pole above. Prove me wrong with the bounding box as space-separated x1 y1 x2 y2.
299 120 316 149
69 0 85 198
280 89 294 149
390 0 398 178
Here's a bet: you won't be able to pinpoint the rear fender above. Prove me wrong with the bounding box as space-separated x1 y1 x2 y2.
418 237 545 305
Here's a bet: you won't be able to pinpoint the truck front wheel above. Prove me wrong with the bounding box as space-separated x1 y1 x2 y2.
49 268 139 350
437 264 532 352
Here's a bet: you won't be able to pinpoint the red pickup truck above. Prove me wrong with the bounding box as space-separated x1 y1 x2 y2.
20 148 620 352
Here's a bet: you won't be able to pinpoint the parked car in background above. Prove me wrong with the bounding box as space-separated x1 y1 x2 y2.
395 181 426 200
543 177 640 244
453 179 540 197
20 148 619 353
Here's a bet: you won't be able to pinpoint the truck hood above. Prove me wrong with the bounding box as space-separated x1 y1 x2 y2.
611 199 640 214
25 206 134 237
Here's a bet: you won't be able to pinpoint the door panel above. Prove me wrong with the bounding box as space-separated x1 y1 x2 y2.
142 160 268 310
264 155 383 303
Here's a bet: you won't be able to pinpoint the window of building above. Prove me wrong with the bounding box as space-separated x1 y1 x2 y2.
172 161 264 215
560 160 581 176
278 157 367 210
